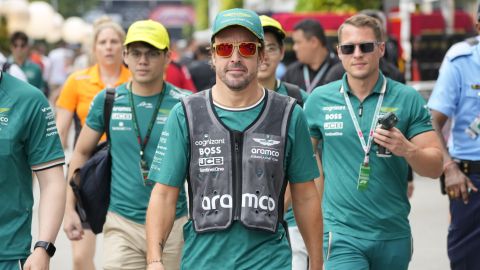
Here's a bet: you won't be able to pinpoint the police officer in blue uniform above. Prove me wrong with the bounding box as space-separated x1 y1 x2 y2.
428 5 480 269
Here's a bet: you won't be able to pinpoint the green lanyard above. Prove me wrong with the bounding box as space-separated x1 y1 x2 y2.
128 82 165 162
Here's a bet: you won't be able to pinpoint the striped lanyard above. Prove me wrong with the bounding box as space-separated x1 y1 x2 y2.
340 76 386 165
303 62 329 93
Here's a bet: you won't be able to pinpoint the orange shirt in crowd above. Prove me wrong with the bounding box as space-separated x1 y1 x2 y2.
56 64 131 125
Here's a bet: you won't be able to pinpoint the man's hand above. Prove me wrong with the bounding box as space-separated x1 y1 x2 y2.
63 207 84 241
444 163 478 204
373 127 413 157
23 248 50 270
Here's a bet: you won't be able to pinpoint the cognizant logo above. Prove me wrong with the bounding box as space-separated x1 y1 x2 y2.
194 138 225 147
201 193 276 211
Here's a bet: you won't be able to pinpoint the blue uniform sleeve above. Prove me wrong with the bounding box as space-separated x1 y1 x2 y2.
286 105 320 183
148 103 189 188
406 89 434 139
428 58 461 117
26 91 64 168
85 89 107 133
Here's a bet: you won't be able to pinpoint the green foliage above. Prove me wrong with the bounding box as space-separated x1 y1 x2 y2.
32 0 98 18
0 16 9 55
295 0 381 12
220 0 243 11
192 0 209 30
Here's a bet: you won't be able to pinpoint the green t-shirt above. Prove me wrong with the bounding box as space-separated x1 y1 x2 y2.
275 80 310 227
19 60 44 91
0 72 64 260
86 82 190 224
148 90 319 270
304 73 433 240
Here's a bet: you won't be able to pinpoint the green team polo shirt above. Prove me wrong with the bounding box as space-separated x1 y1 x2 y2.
86 82 190 224
0 72 64 260
304 73 433 240
19 60 44 91
275 80 311 227
148 90 319 270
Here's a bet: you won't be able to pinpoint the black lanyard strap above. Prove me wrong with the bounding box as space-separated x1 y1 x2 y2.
128 83 165 159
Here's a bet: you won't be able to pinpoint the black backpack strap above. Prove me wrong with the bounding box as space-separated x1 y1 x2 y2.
2 62 11 73
283 82 304 107
104 88 116 141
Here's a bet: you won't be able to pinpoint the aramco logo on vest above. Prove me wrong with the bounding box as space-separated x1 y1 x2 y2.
201 193 276 211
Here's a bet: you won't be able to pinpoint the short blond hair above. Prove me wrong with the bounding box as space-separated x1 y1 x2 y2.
338 14 384 43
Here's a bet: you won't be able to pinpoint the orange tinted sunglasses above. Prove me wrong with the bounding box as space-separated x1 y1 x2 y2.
212 42 261 58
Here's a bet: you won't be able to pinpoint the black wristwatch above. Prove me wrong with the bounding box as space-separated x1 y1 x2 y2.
34 241 56 257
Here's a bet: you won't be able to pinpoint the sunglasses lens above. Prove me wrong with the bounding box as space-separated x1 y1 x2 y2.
238 42 257 57
359 42 375 53
340 44 355 54
216 43 233 57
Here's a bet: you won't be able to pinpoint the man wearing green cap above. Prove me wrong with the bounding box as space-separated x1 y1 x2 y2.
65 20 190 270
258 15 313 270
146 8 323 270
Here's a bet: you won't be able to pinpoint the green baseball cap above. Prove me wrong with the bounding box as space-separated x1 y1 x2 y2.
212 8 264 41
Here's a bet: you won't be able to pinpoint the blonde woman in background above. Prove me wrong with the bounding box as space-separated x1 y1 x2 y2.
57 17 130 270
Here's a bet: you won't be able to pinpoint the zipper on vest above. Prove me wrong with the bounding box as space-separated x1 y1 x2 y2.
232 131 243 220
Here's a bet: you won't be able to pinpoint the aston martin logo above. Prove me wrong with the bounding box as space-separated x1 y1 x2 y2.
253 138 280 146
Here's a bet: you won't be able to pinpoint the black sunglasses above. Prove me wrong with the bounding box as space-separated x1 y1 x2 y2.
338 42 380 55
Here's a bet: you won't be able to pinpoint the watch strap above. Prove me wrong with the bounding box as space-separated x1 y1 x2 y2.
34 241 56 257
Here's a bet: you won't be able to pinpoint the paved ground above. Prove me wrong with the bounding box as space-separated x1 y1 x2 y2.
408 175 450 270
30 173 451 270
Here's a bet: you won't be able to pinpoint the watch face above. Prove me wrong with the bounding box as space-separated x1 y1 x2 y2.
34 241 56 257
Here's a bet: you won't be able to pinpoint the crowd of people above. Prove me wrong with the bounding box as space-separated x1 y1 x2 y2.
0 4 479 270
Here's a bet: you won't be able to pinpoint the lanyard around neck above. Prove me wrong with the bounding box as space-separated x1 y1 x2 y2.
340 76 387 164
128 83 165 158
303 62 329 93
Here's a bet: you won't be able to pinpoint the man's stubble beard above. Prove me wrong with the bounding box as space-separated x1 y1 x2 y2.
217 62 258 92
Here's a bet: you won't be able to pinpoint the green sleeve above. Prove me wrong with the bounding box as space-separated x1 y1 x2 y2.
286 105 320 183
85 89 107 133
300 89 309 104
25 91 64 166
148 103 189 187
303 91 323 140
